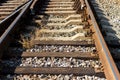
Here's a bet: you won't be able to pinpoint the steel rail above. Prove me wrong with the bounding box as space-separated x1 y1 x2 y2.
85 0 120 80
0 0 33 43
0 0 31 24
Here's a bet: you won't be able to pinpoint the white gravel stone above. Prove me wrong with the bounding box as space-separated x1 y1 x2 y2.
3 74 106 80
91 0 120 40
2 57 102 69
26 45 96 53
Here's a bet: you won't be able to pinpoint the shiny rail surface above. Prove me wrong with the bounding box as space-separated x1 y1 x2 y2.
0 0 28 22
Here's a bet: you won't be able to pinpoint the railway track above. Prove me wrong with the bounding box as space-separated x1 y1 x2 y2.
0 0 120 80
0 0 28 22
89 0 120 74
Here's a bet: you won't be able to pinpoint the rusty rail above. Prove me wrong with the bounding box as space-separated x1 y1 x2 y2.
84 0 120 79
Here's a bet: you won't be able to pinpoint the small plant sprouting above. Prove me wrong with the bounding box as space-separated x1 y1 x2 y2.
19 35 33 49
